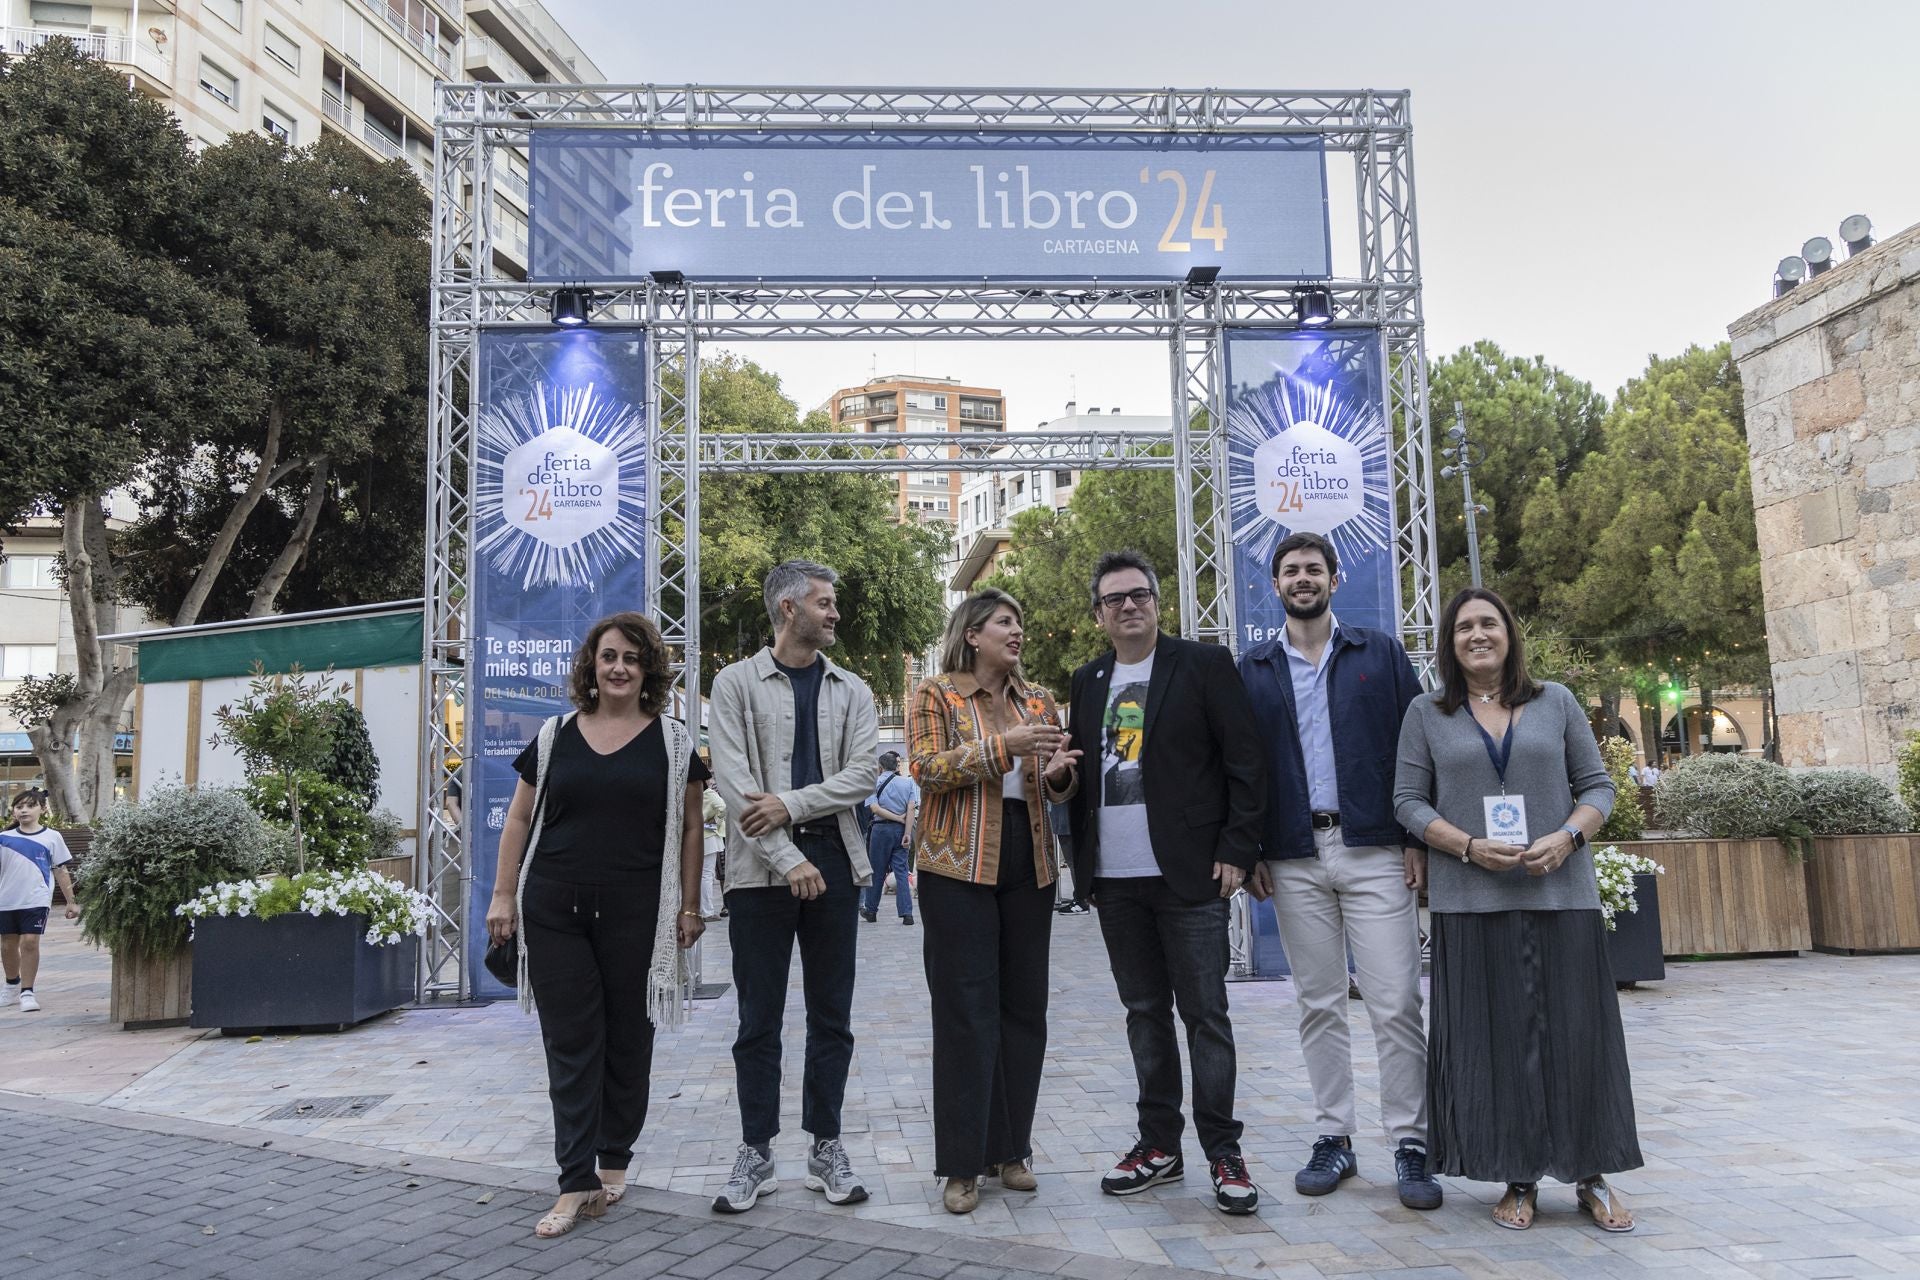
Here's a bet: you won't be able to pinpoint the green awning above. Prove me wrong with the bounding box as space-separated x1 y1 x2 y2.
137 612 423 684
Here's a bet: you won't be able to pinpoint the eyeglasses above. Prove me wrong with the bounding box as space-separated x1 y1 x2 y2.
1097 588 1157 611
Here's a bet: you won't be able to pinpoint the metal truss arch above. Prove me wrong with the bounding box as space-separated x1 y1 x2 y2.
423 83 1435 995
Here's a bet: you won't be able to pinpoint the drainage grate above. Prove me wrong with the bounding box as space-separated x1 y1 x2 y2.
260 1094 392 1121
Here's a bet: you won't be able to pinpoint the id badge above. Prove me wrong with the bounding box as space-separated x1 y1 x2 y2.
1483 794 1528 844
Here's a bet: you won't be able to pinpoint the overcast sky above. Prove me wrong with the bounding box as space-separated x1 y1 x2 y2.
542 0 1920 424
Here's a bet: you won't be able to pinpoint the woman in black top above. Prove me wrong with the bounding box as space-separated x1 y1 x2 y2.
486 612 708 1238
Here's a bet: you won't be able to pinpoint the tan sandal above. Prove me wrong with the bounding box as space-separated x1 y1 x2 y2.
534 1189 606 1238
1577 1178 1634 1232
1493 1182 1537 1230
598 1170 627 1204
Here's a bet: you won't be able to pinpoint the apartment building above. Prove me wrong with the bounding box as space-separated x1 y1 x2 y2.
829 375 1007 525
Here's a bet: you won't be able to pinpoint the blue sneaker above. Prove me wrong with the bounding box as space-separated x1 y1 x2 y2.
1294 1134 1356 1196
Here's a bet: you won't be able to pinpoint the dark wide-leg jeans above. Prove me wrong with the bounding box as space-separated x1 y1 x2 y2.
920 801 1053 1178
726 831 858 1145
1094 875 1244 1160
523 874 661 1193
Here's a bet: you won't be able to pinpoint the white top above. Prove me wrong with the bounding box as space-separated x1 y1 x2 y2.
0 826 73 913
1095 655 1160 878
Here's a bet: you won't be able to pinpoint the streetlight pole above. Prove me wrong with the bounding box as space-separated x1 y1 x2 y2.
1439 401 1489 587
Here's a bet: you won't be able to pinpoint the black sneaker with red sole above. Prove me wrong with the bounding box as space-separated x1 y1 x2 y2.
1099 1142 1183 1196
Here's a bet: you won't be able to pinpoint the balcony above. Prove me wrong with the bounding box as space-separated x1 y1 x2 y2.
5 25 171 90
357 0 453 75
465 34 535 84
362 120 404 161
467 0 602 83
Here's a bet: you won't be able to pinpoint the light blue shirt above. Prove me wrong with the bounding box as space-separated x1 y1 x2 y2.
1279 613 1340 812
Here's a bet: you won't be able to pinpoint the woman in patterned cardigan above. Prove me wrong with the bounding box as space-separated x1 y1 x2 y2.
907 589 1081 1215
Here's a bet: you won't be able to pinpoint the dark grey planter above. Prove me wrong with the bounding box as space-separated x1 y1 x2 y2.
190 911 417 1033
1605 873 1665 986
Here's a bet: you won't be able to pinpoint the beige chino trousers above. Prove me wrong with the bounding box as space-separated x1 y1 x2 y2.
1266 825 1428 1145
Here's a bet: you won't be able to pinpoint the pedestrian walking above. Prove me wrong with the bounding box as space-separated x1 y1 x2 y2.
699 779 726 920
1239 532 1442 1209
1394 586 1640 1233
483 612 707 1238
1 788 78 1014
1064 550 1267 1215
907 589 1080 1214
707 560 879 1214
859 752 918 924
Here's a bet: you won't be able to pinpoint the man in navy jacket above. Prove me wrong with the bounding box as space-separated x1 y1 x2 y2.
1240 532 1441 1211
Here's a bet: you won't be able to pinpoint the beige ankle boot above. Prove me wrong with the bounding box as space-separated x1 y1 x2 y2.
943 1176 979 1214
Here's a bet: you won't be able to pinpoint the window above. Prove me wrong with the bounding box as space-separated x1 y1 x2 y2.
206 0 242 31
1054 469 1074 488
2 556 57 589
0 646 57 680
263 24 300 73
261 101 295 143
974 496 984 522
199 58 238 108
28 2 91 29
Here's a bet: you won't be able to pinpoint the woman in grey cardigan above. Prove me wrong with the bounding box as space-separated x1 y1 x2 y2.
1394 587 1640 1234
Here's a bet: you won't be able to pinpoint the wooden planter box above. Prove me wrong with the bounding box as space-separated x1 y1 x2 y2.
1609 838 1810 957
190 912 417 1034
368 855 414 888
1805 834 1920 954
110 948 193 1030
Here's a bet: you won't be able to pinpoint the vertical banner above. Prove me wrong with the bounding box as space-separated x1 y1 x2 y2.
468 329 650 997
1226 328 1393 978
1227 328 1395 646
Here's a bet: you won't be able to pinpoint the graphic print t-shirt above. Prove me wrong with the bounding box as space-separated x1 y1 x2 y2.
0 826 73 912
1095 655 1160 878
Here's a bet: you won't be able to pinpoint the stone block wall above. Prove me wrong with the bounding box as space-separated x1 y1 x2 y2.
1729 223 1920 779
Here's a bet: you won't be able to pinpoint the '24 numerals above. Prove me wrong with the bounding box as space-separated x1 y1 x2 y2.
1140 167 1226 252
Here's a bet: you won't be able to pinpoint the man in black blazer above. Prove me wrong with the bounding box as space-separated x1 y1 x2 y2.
1066 549 1267 1215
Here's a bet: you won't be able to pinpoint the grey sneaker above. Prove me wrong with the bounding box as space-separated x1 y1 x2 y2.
805 1137 869 1205
712 1144 777 1213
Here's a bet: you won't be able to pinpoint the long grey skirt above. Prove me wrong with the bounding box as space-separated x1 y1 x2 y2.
1428 909 1643 1184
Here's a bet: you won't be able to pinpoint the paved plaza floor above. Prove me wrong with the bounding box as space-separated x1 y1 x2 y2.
5 910 1919 1277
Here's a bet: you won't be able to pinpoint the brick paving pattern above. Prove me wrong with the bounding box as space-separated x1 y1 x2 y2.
7 912 1920 1276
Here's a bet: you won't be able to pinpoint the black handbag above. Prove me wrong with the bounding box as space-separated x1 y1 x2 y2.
484 933 518 986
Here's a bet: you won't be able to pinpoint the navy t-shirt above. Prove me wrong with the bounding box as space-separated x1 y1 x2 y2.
513 717 710 885
773 656 825 792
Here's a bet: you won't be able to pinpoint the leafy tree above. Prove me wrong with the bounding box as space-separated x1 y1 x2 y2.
1427 342 1606 611
0 42 266 819
685 355 948 700
1521 344 1765 699
115 131 431 623
0 46 430 817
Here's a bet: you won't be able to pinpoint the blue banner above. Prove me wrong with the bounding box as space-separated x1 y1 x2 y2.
469 329 650 997
529 130 1329 281
1226 329 1396 647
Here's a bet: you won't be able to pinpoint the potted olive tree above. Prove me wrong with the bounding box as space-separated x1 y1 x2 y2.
183 666 429 1033
78 785 282 1029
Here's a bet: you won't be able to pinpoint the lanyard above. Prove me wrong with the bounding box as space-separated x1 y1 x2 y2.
1472 710 1517 791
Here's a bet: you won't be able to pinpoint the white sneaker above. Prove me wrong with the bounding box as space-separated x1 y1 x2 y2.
18 989 40 1012
0 985 16 1007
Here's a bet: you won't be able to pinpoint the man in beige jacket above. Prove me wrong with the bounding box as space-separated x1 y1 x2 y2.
707 560 879 1215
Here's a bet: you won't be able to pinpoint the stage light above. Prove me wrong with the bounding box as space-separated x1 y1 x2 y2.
650 269 687 286
1840 214 1873 256
1773 256 1806 298
1293 286 1333 326
1184 265 1220 287
1802 237 1834 276
549 287 594 327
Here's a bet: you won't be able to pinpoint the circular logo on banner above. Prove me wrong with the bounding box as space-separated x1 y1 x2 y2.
501 425 621 551
1250 419 1364 535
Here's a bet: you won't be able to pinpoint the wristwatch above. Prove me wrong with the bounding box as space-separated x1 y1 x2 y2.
1559 824 1587 852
